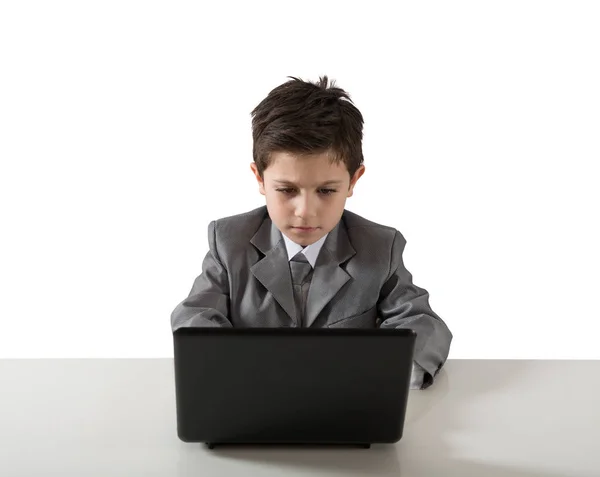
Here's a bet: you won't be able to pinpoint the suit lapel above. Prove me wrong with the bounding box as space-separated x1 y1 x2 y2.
250 212 357 328
250 216 297 325
304 218 356 327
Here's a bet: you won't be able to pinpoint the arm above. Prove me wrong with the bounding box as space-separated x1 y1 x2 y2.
378 230 452 389
170 220 233 331
409 362 427 390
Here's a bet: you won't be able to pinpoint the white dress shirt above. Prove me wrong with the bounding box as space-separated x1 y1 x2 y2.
281 232 328 267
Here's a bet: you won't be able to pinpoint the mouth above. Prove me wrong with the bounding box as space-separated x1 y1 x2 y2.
292 226 319 231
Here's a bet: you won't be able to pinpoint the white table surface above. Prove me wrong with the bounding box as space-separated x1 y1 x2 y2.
0 359 598 477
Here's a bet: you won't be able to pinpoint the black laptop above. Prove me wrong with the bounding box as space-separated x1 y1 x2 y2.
172 327 416 448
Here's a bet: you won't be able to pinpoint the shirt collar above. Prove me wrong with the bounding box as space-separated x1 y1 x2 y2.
281 232 328 268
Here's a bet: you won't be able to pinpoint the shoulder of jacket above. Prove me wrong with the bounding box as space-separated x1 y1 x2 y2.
342 208 399 236
210 205 268 245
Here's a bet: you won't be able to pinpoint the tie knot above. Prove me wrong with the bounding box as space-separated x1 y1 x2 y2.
290 252 312 285
291 251 309 264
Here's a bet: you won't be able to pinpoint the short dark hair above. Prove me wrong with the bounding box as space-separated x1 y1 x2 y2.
251 75 364 181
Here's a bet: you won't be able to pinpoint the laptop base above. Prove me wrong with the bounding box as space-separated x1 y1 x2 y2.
205 442 371 450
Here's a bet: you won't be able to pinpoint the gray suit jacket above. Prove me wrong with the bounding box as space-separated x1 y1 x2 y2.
171 206 452 389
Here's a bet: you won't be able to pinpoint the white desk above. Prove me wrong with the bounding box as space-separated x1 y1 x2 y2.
0 359 598 476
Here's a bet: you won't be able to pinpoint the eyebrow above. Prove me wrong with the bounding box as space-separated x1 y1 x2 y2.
273 180 343 186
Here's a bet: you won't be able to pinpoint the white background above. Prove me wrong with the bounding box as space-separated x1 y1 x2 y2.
1 1 598 358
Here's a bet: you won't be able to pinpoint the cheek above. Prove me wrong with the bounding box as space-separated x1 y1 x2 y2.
328 197 347 216
266 193 288 211
328 194 345 207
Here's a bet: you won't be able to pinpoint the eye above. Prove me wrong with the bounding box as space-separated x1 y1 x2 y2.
275 188 337 196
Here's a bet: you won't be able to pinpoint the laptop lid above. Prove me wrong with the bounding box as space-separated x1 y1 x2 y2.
173 327 416 446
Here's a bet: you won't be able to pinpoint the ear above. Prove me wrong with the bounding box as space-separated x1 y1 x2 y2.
347 165 365 198
250 162 266 195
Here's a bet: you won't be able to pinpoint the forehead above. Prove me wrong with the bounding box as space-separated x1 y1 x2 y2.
265 151 349 184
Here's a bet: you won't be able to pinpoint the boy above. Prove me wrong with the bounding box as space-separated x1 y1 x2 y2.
170 76 452 389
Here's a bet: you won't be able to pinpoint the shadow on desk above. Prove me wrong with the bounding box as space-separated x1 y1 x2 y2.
177 361 565 477
394 359 566 477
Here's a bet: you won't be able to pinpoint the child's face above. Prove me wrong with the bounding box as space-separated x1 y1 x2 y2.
250 151 365 246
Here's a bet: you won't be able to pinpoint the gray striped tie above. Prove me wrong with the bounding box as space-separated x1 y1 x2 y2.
289 251 313 326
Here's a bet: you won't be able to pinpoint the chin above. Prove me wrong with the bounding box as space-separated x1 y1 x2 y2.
294 229 326 244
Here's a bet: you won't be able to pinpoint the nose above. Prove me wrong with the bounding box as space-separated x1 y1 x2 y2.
294 192 318 220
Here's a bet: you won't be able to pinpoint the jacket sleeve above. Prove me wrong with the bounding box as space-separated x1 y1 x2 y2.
377 230 452 389
170 220 233 331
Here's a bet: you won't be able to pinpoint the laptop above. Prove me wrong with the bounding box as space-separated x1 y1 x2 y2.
172 327 416 448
